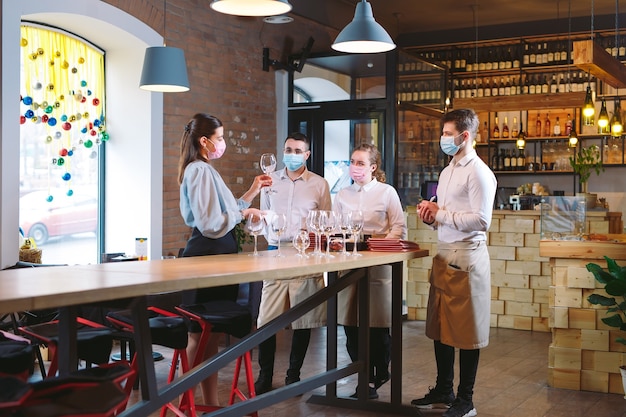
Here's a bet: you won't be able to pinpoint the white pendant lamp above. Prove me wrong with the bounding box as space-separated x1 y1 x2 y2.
332 0 396 54
139 1 190 92
210 0 292 17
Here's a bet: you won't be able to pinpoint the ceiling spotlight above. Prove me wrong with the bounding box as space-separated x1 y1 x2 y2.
210 0 292 17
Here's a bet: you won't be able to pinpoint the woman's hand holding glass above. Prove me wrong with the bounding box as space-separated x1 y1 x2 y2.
260 153 277 194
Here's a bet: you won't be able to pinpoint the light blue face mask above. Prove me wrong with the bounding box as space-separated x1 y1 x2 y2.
440 133 465 156
283 153 305 171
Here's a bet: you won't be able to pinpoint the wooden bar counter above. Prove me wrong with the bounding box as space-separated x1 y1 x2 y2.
0 247 428 417
540 237 626 395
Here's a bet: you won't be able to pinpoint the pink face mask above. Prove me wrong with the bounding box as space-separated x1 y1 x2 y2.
349 165 368 182
208 139 226 159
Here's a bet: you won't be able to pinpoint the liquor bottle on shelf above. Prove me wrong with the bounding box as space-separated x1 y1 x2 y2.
510 149 518 170
484 78 491 97
547 42 554 64
491 78 498 97
493 113 500 139
529 43 536 65
535 112 542 137
503 149 511 170
408 122 415 140
554 116 561 136
550 74 558 94
542 42 549 64
497 148 505 171
565 113 573 136
482 121 489 142
502 117 510 138
544 113 551 137
541 75 549 94
523 43 530 66
517 147 526 171
491 149 499 171
535 43 542 64
498 77 505 96
511 117 519 138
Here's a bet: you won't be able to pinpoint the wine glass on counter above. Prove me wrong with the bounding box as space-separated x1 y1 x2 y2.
246 213 265 256
338 211 352 256
350 210 364 257
292 230 310 258
307 210 324 256
320 210 337 258
270 213 287 257
260 153 277 194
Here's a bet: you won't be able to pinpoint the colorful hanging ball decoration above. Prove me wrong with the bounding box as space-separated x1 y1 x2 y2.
93 119 101 127
71 67 78 74
92 98 100 106
101 132 110 141
84 139 93 148
29 53 37 60
59 148 68 157
62 122 71 131
78 57 85 64
37 48 44 55
82 112 89 119
54 131 62 139
47 117 57 126
20 116 26 124
61 61 69 69
54 101 61 108
41 115 49 123
32 103 40 110
46 195 53 203
89 151 98 159
69 115 76 122
67 149 74 156
90 130 97 136
22 96 32 105
55 51 61 58
81 127 88 134
74 92 82 101
66 189 74 196
31 116 39 123
75 113 82 121
20 38 28 47
80 80 87 87
80 96 86 103
45 136 52 143
49 60 55 67
62 173 71 181
57 157 65 166
45 105 54 114
32 82 42 90
24 109 34 118
47 83 54 91
87 90 92 96
51 158 57 165
61 115 68 122
41 101 48 108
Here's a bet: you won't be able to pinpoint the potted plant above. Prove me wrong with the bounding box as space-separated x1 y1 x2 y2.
569 145 604 207
586 256 626 398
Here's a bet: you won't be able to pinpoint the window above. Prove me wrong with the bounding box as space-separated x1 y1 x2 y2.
19 23 105 265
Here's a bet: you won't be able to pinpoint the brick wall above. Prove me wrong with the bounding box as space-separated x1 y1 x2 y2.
103 0 336 256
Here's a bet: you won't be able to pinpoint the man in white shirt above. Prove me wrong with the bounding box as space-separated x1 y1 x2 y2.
413 109 497 417
254 132 331 394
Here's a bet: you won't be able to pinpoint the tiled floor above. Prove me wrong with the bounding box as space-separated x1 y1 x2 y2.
120 321 626 416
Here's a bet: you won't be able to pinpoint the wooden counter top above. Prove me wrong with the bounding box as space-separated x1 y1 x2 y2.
0 248 427 316
539 235 626 259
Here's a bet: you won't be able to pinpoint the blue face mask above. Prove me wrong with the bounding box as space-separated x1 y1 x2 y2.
283 153 305 171
440 133 465 156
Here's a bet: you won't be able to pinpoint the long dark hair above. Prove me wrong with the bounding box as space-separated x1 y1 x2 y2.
177 113 223 185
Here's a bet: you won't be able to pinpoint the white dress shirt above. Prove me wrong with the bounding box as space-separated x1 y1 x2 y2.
434 149 497 243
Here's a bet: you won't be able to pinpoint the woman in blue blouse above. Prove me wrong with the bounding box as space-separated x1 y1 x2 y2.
178 113 270 405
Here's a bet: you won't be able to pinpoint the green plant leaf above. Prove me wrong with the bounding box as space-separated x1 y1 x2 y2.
586 262 614 284
588 293 617 306
616 337 626 345
601 314 624 328
605 279 626 297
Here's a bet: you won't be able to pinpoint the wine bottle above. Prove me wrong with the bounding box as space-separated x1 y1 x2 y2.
565 113 573 136
493 114 500 139
497 149 505 171
482 121 489 141
554 116 561 136
541 75 549 94
517 147 526 171
503 149 511 170
408 122 415 140
542 42 549 64
544 113 551 137
535 43 541 64
491 149 499 171
523 43 530 66
491 78 498 97
547 42 554 64
510 149 518 170
511 117 519 138
550 74 558 94
502 116 509 138
535 112 542 137
498 77 505 96
529 43 536 65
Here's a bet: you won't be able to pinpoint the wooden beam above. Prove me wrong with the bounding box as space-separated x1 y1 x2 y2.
573 39 626 89
453 92 586 112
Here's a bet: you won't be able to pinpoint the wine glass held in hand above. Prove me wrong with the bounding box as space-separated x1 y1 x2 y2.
246 213 265 256
292 230 310 258
260 153 277 194
350 210 364 257
270 213 287 257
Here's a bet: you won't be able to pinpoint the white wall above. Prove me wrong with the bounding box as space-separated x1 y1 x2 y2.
1 0 164 267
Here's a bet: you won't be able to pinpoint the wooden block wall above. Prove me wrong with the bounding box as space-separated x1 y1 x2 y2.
548 255 626 395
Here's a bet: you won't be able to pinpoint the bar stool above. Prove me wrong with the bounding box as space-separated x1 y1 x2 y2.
105 306 196 417
18 316 114 378
175 300 258 417
17 362 134 417
0 330 34 381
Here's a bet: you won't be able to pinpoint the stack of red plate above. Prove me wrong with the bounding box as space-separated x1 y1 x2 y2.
308 232 326 250
367 238 420 252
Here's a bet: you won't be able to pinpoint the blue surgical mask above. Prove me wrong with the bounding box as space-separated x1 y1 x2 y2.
440 133 465 156
283 153 305 171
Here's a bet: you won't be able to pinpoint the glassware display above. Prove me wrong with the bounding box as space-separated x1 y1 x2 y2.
338 211 352 256
307 210 324 256
349 210 364 257
270 212 287 257
246 213 265 256
540 196 587 240
292 230 310 258
320 211 337 258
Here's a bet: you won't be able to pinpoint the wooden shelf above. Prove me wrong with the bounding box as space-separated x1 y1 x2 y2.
453 92 585 112
573 39 626 89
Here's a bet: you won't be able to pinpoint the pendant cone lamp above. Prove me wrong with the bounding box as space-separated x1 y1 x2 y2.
332 0 396 54
598 98 610 132
139 1 189 92
210 0 292 17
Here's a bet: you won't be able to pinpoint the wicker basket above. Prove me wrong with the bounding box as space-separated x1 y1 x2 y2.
19 248 42 264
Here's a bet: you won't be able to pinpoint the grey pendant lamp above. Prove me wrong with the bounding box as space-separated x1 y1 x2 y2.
139 1 189 92
332 0 396 54
210 0 292 16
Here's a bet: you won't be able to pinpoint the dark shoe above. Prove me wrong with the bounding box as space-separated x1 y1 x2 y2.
254 378 272 395
374 374 390 389
285 375 300 385
411 387 455 409
442 397 477 417
350 385 378 400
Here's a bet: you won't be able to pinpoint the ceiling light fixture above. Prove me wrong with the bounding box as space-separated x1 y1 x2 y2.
331 0 396 54
611 98 623 137
210 0 292 17
582 85 595 125
139 0 189 92
597 98 610 132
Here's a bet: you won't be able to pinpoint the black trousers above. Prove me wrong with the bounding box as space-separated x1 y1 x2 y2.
257 328 311 380
434 340 480 401
344 325 391 386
